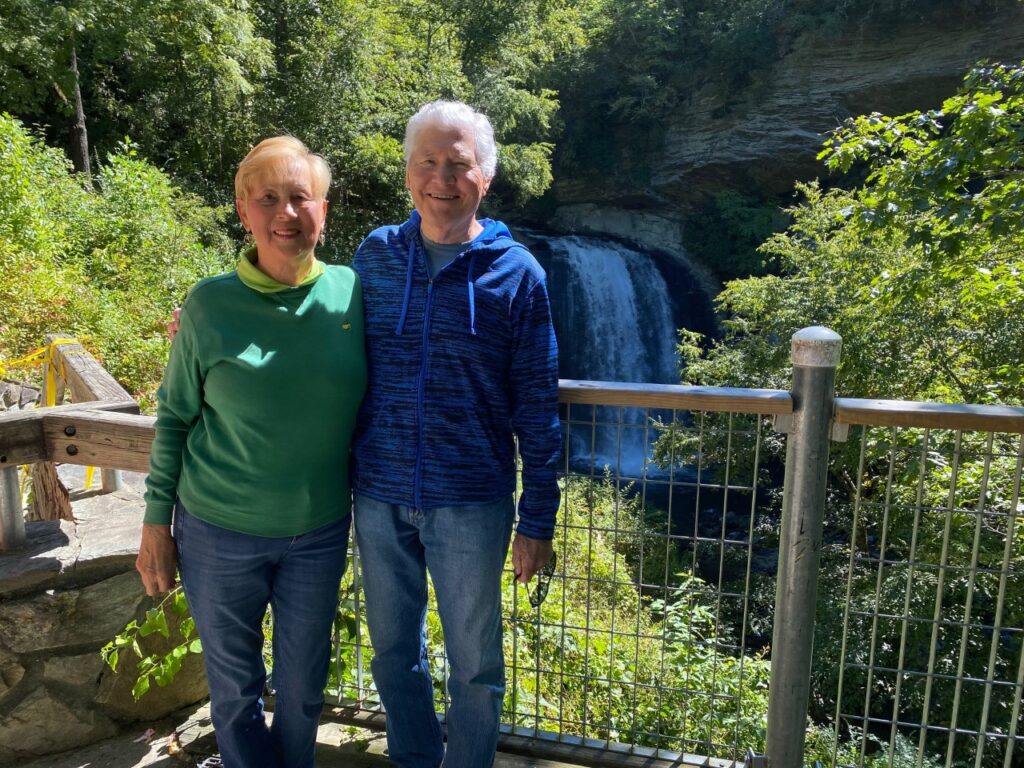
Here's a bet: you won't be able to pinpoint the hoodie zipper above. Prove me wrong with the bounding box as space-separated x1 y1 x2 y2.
410 235 480 510
413 275 434 510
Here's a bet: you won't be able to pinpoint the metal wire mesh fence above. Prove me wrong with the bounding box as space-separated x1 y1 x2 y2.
321 374 1024 768
823 425 1024 768
504 403 774 763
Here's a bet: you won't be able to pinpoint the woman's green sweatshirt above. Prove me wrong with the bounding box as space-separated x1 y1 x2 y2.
143 264 366 537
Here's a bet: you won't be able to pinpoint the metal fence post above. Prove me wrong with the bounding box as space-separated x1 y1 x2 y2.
0 466 26 551
766 326 841 768
101 468 124 493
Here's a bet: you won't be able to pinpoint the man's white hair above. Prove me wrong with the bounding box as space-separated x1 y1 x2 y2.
404 100 498 178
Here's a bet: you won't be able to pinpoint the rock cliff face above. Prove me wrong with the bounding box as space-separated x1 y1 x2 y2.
550 3 1024 258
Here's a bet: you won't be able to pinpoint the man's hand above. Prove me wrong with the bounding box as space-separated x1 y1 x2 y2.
511 534 554 584
136 524 178 596
166 307 182 341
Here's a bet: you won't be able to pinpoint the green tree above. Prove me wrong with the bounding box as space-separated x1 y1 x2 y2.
0 0 271 187
0 114 232 405
677 61 1024 405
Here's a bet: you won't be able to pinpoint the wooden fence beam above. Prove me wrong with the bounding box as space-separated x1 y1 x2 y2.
46 335 135 405
42 411 155 473
0 400 142 468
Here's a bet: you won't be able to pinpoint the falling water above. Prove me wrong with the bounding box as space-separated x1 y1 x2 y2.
549 236 678 386
533 234 713 478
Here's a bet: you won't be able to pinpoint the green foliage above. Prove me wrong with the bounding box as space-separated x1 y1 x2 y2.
102 586 202 701
0 0 271 177
804 722 942 768
678 61 1024 404
816 61 1024 402
681 191 791 280
502 476 770 753
0 0 572 256
0 114 232 404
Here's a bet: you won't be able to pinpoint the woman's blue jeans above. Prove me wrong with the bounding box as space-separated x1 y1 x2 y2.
174 501 350 768
353 494 515 768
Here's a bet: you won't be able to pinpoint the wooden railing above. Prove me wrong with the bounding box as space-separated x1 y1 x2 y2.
0 337 142 547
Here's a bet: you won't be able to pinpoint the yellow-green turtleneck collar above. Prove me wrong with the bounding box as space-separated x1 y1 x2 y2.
236 246 324 293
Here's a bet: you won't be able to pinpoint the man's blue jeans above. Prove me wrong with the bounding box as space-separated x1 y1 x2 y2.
174 501 350 768
354 494 515 768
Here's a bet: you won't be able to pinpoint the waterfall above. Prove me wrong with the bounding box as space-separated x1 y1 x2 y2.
532 234 713 479
547 236 678 386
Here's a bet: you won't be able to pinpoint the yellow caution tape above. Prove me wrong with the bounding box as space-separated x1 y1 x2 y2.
0 337 81 404
0 344 50 377
3 337 101 487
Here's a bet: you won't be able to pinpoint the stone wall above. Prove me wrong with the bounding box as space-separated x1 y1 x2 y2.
0 485 207 765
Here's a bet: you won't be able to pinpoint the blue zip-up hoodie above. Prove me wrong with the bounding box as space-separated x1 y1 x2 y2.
351 211 561 539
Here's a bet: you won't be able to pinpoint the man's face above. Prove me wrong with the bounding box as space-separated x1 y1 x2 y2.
405 122 491 242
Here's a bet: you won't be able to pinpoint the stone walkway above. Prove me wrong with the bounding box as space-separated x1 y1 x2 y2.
10 701 576 768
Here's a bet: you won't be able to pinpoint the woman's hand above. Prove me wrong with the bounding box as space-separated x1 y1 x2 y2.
511 533 554 584
136 524 178 596
166 307 182 341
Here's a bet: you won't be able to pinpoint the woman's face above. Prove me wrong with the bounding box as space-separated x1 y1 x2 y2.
405 121 491 242
236 160 327 265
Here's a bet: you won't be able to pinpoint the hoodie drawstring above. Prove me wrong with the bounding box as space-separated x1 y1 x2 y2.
467 252 478 336
395 228 485 337
394 238 416 336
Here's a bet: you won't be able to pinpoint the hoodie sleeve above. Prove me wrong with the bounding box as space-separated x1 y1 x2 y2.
143 309 203 524
509 275 562 539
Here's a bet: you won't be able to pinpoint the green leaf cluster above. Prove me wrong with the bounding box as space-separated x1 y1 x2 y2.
102 586 203 701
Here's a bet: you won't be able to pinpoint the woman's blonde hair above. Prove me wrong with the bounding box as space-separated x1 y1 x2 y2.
235 136 331 201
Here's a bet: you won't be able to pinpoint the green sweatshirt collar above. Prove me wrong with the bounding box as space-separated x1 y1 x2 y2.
236 246 324 293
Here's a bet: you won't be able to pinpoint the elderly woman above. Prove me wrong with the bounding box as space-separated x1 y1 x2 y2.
137 136 366 768
352 100 561 768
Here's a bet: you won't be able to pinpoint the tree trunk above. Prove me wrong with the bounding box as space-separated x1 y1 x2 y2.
68 41 92 180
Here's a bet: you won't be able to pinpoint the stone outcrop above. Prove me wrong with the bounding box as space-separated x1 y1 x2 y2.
551 3 1024 250
0 481 208 765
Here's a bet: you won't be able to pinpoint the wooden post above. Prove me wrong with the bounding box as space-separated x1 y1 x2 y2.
45 334 135 495
29 462 73 521
27 338 72 521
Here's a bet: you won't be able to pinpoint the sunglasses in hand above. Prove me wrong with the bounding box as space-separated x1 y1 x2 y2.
527 551 557 608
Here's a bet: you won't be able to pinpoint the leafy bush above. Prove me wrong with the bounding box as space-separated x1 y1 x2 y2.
655 61 1024 767
0 114 233 406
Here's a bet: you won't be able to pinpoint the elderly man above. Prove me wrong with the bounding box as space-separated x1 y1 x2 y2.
352 100 561 768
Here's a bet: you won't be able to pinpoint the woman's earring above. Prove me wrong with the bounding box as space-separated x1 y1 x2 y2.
319 230 326 246
243 230 254 245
